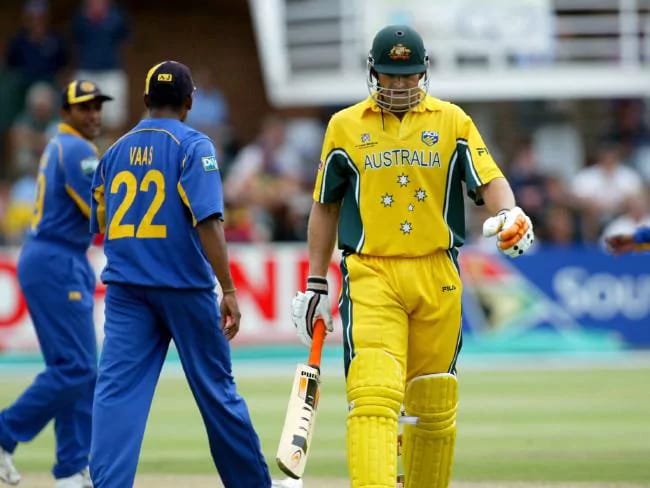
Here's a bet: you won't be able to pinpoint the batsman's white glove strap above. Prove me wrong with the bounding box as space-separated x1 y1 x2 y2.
482 206 534 258
291 276 334 347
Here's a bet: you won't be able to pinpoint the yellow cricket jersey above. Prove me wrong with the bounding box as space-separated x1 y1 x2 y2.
313 94 504 257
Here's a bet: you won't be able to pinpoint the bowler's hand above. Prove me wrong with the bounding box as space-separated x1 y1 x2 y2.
291 276 333 347
220 292 241 341
482 206 534 258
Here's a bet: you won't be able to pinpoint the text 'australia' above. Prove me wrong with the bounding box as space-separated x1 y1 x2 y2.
364 149 441 170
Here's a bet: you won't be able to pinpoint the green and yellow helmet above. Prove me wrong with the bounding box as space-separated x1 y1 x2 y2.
366 25 429 111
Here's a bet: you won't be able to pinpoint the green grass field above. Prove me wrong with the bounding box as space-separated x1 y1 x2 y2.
1 361 649 486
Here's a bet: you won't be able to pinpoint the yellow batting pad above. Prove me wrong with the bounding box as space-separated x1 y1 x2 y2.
403 373 458 488
347 348 404 487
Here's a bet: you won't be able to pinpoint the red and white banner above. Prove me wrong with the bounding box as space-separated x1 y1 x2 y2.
0 245 344 353
3 244 647 354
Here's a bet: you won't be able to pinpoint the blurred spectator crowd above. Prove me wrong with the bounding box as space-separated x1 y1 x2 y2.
0 0 130 244
493 98 650 249
1 0 649 249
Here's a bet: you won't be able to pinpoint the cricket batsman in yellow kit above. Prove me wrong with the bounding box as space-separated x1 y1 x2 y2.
291 25 535 487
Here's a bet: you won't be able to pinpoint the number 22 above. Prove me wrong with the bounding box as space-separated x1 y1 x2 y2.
108 169 167 239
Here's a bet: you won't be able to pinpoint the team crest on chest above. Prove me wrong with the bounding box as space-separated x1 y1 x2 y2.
356 132 377 149
421 130 439 146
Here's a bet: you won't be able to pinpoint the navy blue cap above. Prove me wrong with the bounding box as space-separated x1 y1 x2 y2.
144 60 195 107
62 80 113 107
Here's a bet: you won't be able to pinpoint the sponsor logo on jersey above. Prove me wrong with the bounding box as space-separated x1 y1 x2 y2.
202 156 218 172
80 156 99 175
476 147 490 156
361 133 371 143
421 130 439 146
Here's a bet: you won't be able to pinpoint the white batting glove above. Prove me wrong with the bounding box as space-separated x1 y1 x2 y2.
482 206 534 258
291 276 333 347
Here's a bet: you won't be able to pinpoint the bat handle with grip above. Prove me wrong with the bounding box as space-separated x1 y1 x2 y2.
308 318 327 370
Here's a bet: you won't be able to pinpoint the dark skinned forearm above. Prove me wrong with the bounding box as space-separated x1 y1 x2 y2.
196 216 235 290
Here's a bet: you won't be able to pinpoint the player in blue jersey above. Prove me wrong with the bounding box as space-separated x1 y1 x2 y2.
0 81 112 488
88 61 271 488
606 226 650 254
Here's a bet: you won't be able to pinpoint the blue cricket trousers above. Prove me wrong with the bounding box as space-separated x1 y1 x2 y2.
89 284 270 488
0 240 97 478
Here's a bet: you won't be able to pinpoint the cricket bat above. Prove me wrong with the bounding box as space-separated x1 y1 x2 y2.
276 318 327 479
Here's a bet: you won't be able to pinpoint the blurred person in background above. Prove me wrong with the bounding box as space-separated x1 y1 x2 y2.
608 99 650 160
4 78 60 244
507 136 549 229
290 24 534 488
2 0 66 168
607 99 650 183
71 0 130 136
537 173 582 246
0 182 13 246
531 100 584 187
285 117 326 184
224 115 308 241
605 225 650 254
8 81 59 176
5 0 69 91
570 142 643 241
184 67 232 163
600 191 650 244
2 175 38 246
538 203 581 246
283 117 327 239
0 80 112 488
